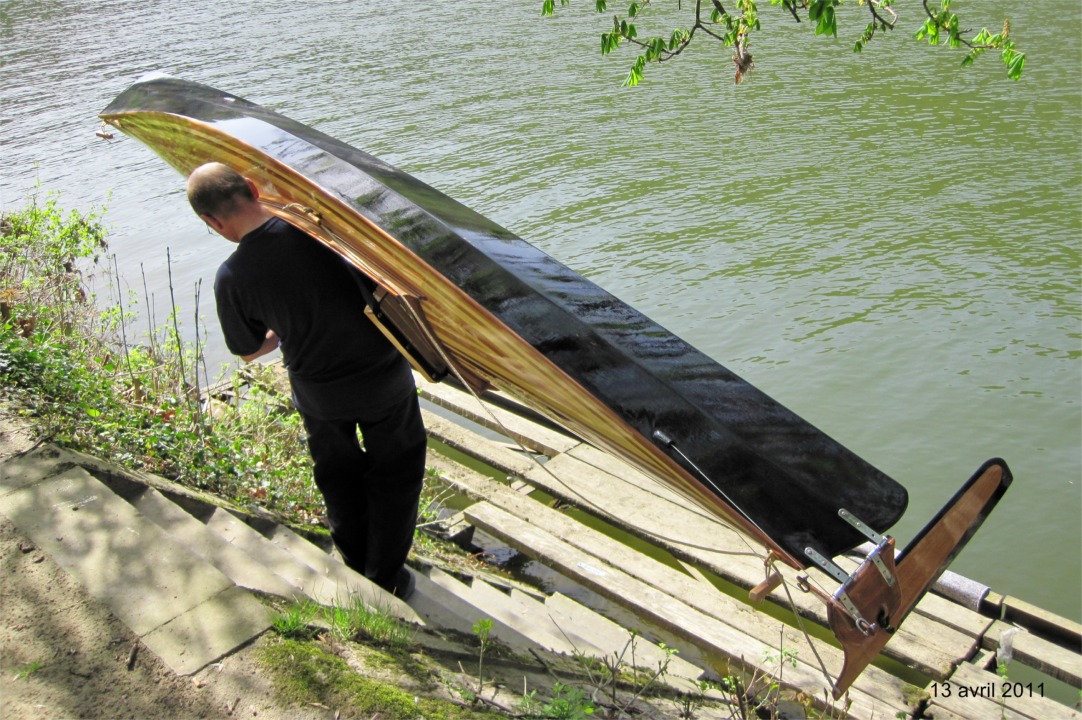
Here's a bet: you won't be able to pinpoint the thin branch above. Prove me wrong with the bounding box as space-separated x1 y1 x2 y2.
782 0 801 23
111 253 135 386
165 248 188 399
866 0 897 28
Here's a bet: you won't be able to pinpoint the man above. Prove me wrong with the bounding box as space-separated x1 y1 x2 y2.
188 162 425 600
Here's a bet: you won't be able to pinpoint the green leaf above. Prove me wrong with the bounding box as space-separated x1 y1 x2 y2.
624 55 646 86
1006 52 1025 80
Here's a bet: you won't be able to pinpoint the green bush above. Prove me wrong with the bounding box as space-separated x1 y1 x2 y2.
1 194 322 518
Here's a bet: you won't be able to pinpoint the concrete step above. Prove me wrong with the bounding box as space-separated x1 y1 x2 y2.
129 485 304 601
463 576 607 657
259 521 422 624
1 445 558 644
1 443 718 695
544 591 711 691
0 461 269 676
424 565 562 655
199 506 418 623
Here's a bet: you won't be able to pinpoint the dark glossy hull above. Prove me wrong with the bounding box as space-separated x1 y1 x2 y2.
102 77 908 567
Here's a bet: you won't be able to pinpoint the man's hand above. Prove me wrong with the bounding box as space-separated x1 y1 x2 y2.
241 330 280 362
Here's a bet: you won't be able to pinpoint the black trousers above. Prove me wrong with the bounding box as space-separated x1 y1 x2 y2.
300 390 427 590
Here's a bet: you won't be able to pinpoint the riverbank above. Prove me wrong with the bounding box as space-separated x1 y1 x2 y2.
0 398 747 720
7 378 1080 720
0 198 719 719
4 198 1079 719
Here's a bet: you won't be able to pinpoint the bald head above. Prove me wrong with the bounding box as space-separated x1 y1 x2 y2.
187 162 256 219
187 162 272 242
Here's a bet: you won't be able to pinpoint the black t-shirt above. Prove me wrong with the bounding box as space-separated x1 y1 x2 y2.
214 217 414 420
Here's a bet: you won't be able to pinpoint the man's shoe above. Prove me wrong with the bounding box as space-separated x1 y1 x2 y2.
390 567 415 601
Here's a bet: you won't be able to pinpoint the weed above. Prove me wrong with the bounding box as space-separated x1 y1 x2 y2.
270 599 319 639
472 616 494 695
706 636 854 720
259 638 495 719
570 628 676 714
1 195 473 546
673 678 723 718
13 660 43 680
271 596 415 649
325 595 414 648
518 682 597 718
540 682 596 719
1 197 323 515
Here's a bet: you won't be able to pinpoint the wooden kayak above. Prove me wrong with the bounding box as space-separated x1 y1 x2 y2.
101 77 1011 697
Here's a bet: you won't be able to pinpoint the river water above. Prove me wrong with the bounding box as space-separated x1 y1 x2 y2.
2 2 1079 621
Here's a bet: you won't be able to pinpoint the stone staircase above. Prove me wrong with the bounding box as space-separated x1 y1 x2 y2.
0 443 713 694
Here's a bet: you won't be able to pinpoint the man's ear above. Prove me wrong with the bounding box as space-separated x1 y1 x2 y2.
245 178 261 201
201 213 223 234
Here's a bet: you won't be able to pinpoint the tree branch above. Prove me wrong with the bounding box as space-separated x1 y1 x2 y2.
546 0 1025 84
867 0 896 29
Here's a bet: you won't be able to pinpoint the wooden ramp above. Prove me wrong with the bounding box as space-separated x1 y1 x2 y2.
417 375 1082 719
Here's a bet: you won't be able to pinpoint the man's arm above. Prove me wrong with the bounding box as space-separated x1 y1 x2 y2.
241 330 280 363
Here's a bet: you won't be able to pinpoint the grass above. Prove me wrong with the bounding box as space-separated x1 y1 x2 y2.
259 638 501 720
271 595 416 648
325 594 416 647
13 660 44 680
269 599 321 640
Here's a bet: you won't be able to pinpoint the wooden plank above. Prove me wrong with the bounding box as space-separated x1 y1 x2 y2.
430 435 965 684
522 448 973 678
1002 595 1082 649
420 408 537 479
919 703 973 720
417 376 578 456
947 662 1079 719
981 620 1082 688
912 589 997 639
926 697 1032 720
566 441 992 639
426 457 925 709
542 591 711 690
418 373 1058 685
465 501 908 720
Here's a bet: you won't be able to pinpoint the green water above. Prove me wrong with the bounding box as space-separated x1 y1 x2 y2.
2 1 1078 622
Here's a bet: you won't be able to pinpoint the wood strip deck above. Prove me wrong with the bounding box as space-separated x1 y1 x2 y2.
515 436 972 678
980 620 1082 688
